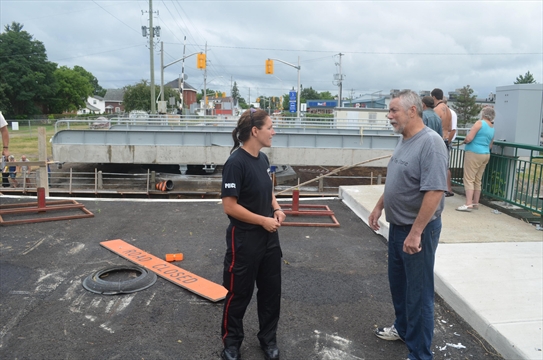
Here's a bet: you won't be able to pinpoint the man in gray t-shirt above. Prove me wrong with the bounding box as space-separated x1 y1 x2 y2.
369 90 448 360
384 126 447 225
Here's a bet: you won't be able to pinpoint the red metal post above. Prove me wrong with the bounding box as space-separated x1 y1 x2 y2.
292 189 299 212
37 187 46 211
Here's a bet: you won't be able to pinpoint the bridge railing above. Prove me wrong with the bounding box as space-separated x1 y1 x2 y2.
54 115 393 133
451 137 543 217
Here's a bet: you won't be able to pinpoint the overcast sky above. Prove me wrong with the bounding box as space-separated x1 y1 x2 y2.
2 0 542 102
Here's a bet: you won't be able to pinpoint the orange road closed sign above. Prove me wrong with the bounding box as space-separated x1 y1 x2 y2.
101 239 227 302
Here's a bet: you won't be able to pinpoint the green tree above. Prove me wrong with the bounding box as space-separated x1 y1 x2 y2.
451 85 482 126
123 80 177 112
74 65 106 97
231 82 240 106
282 93 290 111
49 66 93 113
319 91 334 100
514 71 536 84
237 97 248 109
197 89 217 103
300 85 319 103
0 22 58 115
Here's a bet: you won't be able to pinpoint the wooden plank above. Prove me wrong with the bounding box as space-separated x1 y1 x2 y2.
100 239 227 302
38 127 49 196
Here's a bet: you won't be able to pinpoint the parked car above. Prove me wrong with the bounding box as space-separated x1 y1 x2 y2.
90 117 111 129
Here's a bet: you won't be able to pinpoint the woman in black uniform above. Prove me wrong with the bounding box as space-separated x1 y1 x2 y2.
220 108 286 360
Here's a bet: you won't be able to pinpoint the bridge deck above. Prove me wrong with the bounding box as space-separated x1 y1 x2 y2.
52 125 398 166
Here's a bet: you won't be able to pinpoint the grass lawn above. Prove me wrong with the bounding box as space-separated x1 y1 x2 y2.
5 123 88 161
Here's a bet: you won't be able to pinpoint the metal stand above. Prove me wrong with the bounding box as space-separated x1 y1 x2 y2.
0 188 94 225
280 190 340 227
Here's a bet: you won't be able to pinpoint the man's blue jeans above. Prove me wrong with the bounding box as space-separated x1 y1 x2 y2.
388 217 441 360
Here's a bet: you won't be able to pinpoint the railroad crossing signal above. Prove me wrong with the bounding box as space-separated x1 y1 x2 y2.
265 59 274 74
197 53 206 69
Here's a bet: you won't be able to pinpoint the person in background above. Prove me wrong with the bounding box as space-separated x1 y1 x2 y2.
1 111 9 159
220 108 285 360
443 97 457 197
456 107 495 212
20 154 31 186
369 90 448 360
421 96 443 137
8 155 18 187
47 158 51 183
431 88 452 146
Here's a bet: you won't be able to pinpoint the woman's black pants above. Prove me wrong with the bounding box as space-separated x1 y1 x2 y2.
221 224 282 350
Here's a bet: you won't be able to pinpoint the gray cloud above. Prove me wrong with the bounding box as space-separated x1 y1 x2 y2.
2 0 541 101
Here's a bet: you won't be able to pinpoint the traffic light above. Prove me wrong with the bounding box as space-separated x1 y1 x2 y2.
197 53 206 69
256 97 260 102
265 59 274 74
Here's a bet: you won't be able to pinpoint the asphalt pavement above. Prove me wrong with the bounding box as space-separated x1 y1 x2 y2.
0 195 505 360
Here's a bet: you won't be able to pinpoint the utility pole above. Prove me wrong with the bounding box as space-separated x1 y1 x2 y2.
297 56 301 119
203 42 208 114
180 36 186 114
142 0 160 114
334 53 344 108
149 0 155 114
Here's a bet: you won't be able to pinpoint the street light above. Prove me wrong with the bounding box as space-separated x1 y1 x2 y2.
265 57 301 120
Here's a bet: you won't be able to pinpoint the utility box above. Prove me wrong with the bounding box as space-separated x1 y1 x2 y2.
494 84 543 155
157 101 167 114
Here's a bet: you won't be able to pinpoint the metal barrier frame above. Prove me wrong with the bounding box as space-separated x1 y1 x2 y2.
451 137 542 217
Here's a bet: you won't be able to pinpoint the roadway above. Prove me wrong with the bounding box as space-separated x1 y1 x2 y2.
0 194 507 360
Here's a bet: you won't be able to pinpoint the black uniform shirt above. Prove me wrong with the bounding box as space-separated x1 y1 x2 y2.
221 148 273 230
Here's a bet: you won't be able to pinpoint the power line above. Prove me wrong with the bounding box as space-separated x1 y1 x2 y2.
92 0 141 34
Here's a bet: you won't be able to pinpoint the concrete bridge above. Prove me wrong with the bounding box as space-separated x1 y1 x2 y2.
51 121 399 167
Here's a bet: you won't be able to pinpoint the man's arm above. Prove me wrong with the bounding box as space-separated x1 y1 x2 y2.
447 129 456 143
403 190 443 254
1 125 9 158
368 194 385 231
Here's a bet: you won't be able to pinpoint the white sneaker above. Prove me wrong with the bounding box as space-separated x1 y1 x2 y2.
374 324 403 341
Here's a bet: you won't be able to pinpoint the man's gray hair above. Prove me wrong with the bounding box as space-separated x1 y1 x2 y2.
481 107 496 122
393 89 423 118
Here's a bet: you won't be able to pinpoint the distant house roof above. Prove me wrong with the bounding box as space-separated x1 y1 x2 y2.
93 95 104 101
165 80 196 91
104 89 125 102
85 102 101 112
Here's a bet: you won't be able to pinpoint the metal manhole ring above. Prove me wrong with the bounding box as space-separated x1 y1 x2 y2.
82 265 157 295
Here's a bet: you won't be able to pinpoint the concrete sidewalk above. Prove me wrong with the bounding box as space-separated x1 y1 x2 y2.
340 185 543 360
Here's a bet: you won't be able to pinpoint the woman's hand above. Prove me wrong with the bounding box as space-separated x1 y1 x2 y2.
274 210 286 225
262 216 281 233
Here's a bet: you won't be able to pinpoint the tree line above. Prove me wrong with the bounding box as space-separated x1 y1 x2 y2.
0 22 105 118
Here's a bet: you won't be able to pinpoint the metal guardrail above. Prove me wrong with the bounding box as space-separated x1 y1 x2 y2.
2 169 154 195
54 115 393 133
451 137 542 217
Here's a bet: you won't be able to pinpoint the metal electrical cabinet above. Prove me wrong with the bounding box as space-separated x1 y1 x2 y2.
494 84 543 152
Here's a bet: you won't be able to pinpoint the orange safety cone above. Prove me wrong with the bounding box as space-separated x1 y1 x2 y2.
155 180 174 192
165 253 184 262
